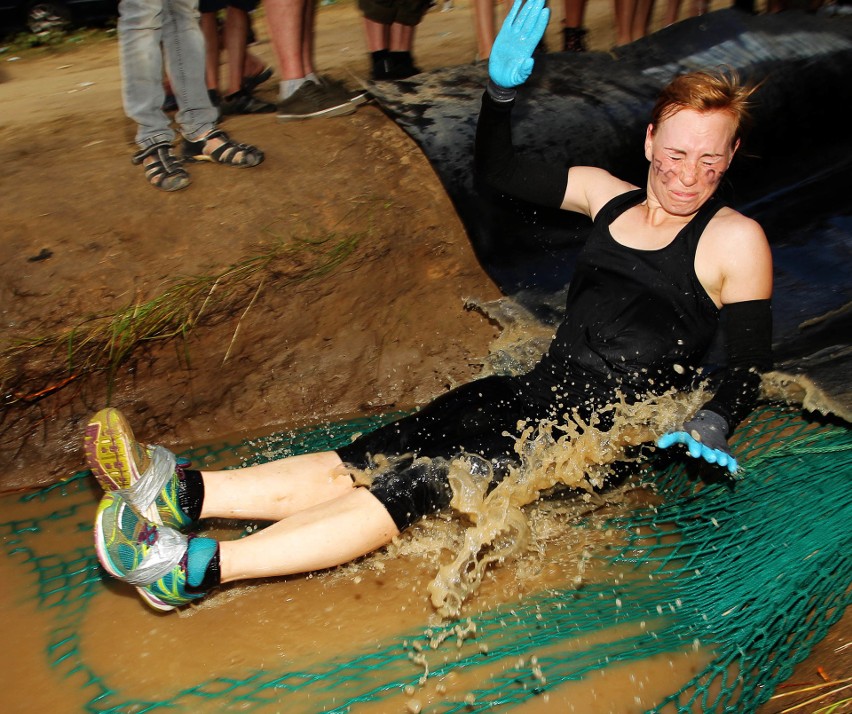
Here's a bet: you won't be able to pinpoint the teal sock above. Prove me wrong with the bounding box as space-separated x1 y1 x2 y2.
186 536 219 590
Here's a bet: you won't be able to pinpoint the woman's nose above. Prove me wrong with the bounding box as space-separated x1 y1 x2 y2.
679 162 699 186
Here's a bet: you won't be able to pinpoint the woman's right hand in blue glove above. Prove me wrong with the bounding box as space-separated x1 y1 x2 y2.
489 0 551 89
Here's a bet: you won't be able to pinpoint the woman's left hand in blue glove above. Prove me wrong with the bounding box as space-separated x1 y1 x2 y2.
657 409 739 475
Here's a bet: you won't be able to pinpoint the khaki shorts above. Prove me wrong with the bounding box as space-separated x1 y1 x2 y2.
358 0 432 26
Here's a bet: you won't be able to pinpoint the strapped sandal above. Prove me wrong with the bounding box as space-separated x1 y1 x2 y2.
131 142 190 192
181 129 264 168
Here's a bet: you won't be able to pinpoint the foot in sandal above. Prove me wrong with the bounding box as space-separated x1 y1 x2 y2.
181 129 264 167
131 142 190 192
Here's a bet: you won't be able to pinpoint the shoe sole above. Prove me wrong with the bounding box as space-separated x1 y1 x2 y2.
85 408 166 525
94 494 175 612
276 101 357 122
347 92 370 107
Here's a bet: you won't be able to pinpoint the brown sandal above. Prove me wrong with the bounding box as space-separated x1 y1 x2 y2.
131 142 190 192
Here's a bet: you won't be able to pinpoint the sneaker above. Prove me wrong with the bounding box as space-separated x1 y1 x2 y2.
220 89 276 116
319 75 370 107
84 408 193 530
562 27 588 53
241 65 274 94
276 80 357 122
94 492 207 611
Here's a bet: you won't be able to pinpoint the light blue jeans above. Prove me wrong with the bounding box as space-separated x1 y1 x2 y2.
118 0 218 149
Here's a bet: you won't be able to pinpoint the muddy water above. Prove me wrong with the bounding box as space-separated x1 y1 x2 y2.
0 390 720 713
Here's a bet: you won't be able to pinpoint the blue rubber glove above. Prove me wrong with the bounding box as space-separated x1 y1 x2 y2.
657 409 739 475
489 0 551 89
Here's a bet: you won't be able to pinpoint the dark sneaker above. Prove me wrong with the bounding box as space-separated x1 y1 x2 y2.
220 89 276 115
241 65 273 93
276 80 357 122
319 75 370 106
562 27 588 53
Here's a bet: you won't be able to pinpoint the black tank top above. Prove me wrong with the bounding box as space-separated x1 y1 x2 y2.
521 188 721 412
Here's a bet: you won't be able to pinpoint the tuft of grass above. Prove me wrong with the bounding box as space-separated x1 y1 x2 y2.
1 230 363 406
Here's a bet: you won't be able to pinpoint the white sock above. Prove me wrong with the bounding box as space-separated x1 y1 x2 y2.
279 77 306 101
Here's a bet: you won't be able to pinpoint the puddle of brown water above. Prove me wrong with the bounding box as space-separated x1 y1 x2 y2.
0 468 718 714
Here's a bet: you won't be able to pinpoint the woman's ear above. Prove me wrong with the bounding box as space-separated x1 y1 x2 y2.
644 123 655 162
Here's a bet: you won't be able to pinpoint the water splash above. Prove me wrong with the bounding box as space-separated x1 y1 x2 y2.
428 388 707 617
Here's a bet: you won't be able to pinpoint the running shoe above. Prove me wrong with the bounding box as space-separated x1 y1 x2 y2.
84 407 193 529
94 492 207 611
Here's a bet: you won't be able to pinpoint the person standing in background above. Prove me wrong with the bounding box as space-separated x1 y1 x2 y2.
265 0 368 120
199 0 276 114
359 0 430 79
117 0 264 190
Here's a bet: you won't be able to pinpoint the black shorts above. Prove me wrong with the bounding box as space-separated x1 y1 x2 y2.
338 375 534 469
357 0 432 26
337 375 548 530
199 0 258 14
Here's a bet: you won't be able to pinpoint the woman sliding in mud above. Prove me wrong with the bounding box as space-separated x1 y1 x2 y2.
90 0 772 612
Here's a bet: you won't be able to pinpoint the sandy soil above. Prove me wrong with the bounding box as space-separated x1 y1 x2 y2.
0 0 692 490
0 2 848 709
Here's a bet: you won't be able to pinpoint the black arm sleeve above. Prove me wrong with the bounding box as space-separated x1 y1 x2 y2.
702 299 773 431
474 89 568 209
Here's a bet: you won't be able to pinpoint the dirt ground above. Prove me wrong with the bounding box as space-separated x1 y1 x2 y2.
0 2 848 710
0 0 684 491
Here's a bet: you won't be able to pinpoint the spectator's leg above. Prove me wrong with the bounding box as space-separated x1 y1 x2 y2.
264 0 309 92
118 0 174 148
200 10 221 94
613 0 634 45
473 0 497 60
162 0 219 141
223 6 250 94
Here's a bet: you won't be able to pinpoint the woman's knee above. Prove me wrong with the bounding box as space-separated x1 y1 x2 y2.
368 458 453 531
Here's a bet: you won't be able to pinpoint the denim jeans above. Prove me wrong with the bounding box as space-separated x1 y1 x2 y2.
118 0 218 148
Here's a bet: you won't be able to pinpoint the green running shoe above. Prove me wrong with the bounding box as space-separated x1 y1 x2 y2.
84 407 193 529
94 492 208 611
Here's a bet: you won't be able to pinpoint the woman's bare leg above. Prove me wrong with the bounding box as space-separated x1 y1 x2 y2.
219 487 399 581
200 450 356 521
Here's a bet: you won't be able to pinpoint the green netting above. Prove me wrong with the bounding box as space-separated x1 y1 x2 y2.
1 403 849 712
